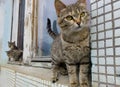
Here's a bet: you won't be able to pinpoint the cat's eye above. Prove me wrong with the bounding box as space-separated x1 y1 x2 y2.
65 15 73 20
80 12 85 17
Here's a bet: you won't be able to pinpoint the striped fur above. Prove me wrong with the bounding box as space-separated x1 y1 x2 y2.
48 0 91 87
47 18 57 39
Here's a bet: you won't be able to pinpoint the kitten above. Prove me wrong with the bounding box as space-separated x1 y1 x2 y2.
6 50 23 61
47 0 91 87
6 41 23 62
8 41 18 50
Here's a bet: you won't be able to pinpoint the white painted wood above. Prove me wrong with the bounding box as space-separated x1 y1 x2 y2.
23 0 34 63
11 0 19 42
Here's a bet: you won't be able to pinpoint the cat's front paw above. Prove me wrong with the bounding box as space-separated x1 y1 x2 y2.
52 77 58 83
70 82 79 87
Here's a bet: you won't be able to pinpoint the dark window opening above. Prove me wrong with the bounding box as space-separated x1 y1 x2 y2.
17 0 25 50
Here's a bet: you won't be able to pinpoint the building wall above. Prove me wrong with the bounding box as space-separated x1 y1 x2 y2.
90 0 120 86
0 0 13 65
0 0 5 64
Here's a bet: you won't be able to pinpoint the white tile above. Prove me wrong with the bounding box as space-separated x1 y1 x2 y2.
115 29 120 37
116 67 120 75
114 9 120 19
106 39 113 47
98 40 104 48
105 21 112 30
100 84 106 87
92 66 98 73
91 33 97 41
99 58 105 65
107 76 115 84
107 85 115 87
98 16 104 24
115 38 120 46
107 67 114 74
91 57 98 64
98 49 105 56
115 47 120 56
91 18 97 26
91 10 97 17
98 8 103 15
98 24 104 32
106 57 114 65
99 66 105 73
105 5 112 13
98 0 104 8
92 82 98 87
115 57 120 65
99 75 106 82
91 50 97 56
114 19 120 27
92 74 98 81
106 30 113 38
91 41 97 48
116 77 120 85
113 1 120 10
90 0 96 4
91 3 97 10
105 0 111 4
105 13 112 21
91 26 97 33
98 32 104 39
106 48 113 55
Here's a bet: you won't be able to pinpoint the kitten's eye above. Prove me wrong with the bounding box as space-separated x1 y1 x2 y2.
65 15 73 21
81 12 85 17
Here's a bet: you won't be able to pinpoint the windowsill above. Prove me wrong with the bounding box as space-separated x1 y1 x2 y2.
1 64 69 85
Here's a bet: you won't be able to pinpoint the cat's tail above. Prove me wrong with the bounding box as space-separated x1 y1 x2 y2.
47 18 57 39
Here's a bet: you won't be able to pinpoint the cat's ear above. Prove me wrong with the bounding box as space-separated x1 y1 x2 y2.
54 0 66 15
77 0 86 7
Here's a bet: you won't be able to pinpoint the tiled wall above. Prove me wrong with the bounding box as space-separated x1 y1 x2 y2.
90 0 120 87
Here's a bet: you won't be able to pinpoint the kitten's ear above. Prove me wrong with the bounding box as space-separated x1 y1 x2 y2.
54 0 66 15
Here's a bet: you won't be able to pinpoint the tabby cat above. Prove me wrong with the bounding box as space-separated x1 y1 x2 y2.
47 0 91 87
6 41 23 62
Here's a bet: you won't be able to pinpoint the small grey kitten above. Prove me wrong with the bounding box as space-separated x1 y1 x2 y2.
6 41 23 62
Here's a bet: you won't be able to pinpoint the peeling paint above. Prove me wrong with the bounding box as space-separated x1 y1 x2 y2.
23 0 38 63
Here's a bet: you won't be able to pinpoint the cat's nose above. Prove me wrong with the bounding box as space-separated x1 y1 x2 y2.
76 20 81 25
77 22 80 25
77 22 81 27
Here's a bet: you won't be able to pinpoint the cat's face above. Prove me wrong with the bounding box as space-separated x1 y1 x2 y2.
8 41 15 49
55 0 89 33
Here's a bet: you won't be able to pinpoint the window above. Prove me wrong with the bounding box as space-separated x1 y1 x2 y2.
31 0 81 61
11 0 25 50
17 0 25 50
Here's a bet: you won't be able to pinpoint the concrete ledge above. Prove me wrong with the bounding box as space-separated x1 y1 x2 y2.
1 64 69 85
